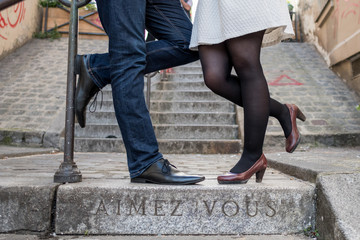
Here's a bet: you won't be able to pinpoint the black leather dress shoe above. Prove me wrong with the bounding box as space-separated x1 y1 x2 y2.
75 55 100 128
131 159 205 185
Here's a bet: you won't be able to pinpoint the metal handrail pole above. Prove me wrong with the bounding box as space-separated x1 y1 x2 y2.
54 0 87 183
145 71 158 111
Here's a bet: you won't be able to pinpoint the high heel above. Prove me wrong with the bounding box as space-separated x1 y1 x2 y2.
285 104 306 153
217 154 267 184
256 168 266 183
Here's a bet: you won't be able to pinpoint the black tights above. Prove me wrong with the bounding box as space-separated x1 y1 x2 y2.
199 31 291 173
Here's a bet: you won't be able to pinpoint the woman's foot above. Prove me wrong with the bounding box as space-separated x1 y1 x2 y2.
285 104 306 153
217 154 267 184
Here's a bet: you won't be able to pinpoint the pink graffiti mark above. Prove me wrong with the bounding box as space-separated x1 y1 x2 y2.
268 75 303 86
92 17 103 29
0 2 26 40
333 0 360 37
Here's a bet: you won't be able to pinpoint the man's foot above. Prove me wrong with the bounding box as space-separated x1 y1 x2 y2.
131 159 205 185
75 55 100 128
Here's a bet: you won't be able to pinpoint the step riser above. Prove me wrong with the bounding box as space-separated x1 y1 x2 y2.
154 82 207 90
75 125 239 139
68 139 241 154
96 91 221 101
151 92 223 101
150 101 234 112
55 182 315 235
166 73 204 81
85 101 234 113
86 112 236 125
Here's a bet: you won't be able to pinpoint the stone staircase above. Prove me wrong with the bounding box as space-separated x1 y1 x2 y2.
70 61 242 154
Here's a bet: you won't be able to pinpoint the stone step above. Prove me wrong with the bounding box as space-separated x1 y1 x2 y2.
86 112 236 125
172 65 203 74
154 81 206 90
55 175 315 235
74 124 239 139
150 101 235 112
87 100 234 113
166 73 204 81
70 138 241 154
94 90 222 101
150 90 223 101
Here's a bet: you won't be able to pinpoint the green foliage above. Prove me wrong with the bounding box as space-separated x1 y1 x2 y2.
304 226 320 238
39 0 60 8
82 3 97 11
356 105 360 111
33 27 62 40
0 136 12 145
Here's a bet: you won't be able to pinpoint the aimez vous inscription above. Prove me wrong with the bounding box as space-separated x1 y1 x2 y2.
93 197 277 218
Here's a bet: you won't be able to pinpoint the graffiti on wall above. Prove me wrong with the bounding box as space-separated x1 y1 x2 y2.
0 2 26 40
333 0 360 36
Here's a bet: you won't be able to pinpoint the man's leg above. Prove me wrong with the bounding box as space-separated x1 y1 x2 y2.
94 0 204 184
75 0 199 128
95 0 162 178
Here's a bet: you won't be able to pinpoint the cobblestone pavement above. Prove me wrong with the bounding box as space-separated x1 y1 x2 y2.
261 43 360 146
0 38 360 147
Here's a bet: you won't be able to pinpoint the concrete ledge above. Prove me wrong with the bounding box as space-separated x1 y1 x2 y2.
0 178 59 233
55 179 315 235
266 148 360 240
316 173 360 240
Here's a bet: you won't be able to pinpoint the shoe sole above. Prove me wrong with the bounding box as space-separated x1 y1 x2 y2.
131 177 205 185
217 179 249 184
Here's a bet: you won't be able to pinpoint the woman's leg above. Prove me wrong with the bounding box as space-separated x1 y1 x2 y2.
199 45 292 142
224 31 269 173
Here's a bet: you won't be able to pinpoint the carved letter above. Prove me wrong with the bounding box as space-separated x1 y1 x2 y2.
266 201 276 217
222 200 239 217
203 200 217 216
95 199 109 215
154 200 166 216
171 200 183 216
128 198 146 216
246 200 258 217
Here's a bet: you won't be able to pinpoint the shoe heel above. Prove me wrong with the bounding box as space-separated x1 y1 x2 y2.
131 178 147 183
256 168 266 183
296 108 306 122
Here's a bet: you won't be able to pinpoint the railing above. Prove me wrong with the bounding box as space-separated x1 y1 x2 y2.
53 0 92 183
52 0 160 183
0 0 23 11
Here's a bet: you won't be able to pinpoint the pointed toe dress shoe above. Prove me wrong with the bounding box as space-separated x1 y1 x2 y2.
217 154 267 184
285 104 306 153
131 159 205 185
75 55 100 128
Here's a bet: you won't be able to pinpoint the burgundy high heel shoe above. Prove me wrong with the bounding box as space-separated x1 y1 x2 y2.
285 104 306 153
217 154 267 184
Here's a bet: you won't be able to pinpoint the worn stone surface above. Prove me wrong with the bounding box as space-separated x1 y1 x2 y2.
0 234 312 240
0 152 316 235
316 173 360 240
55 178 315 235
0 178 59 232
266 147 360 183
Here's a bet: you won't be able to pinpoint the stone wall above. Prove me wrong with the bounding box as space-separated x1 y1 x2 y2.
0 0 42 60
298 0 360 94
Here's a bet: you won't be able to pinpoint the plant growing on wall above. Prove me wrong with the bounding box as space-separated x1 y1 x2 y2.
39 0 60 8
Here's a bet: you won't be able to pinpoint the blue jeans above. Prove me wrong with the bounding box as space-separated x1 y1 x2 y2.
90 0 199 178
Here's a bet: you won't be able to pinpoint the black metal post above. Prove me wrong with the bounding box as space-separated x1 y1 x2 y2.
54 0 84 183
145 72 158 111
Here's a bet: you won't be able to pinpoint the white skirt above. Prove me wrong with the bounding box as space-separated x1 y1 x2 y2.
189 0 294 50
